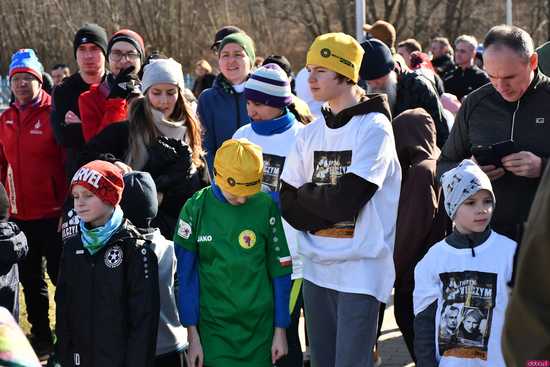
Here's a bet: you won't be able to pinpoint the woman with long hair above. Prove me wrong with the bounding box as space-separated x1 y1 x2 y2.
79 58 203 238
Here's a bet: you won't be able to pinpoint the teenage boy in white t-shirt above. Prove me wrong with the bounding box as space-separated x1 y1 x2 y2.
280 32 401 367
414 160 516 367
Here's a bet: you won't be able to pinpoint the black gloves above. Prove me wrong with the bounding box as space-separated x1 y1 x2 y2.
144 137 193 192
108 66 141 99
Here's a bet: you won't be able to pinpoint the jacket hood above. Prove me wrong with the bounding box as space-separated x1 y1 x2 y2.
392 108 439 171
322 93 392 128
120 171 158 229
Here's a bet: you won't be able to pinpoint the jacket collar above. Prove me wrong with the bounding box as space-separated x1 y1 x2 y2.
13 89 48 111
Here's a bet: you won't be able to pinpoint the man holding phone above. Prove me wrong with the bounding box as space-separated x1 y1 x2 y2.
438 25 550 241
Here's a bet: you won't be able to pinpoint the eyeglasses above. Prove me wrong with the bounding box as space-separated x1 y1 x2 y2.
109 51 140 62
11 75 37 84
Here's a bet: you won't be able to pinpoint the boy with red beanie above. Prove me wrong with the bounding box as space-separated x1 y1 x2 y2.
55 160 160 367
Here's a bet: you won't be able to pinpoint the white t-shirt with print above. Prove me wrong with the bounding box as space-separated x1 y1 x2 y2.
414 231 517 367
280 111 401 302
233 122 304 279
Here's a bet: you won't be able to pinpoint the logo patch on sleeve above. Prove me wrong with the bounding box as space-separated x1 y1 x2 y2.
177 219 192 239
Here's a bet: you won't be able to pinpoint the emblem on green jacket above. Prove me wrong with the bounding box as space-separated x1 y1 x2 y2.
239 230 256 249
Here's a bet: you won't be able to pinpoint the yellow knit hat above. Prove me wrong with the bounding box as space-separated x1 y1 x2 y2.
214 138 264 197
306 32 364 83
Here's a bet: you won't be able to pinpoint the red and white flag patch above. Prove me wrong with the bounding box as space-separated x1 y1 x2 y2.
278 256 292 267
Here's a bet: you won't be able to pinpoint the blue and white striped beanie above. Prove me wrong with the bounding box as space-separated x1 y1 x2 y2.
244 63 292 108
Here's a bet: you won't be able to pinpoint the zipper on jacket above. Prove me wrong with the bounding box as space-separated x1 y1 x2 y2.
90 254 96 366
510 99 521 141
15 110 23 218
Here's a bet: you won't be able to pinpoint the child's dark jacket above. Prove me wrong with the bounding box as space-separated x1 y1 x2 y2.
55 219 159 367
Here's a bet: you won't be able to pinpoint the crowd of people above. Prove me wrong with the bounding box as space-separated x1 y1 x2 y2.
0 17 548 367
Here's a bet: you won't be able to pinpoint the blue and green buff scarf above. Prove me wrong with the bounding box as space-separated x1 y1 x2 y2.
80 206 124 255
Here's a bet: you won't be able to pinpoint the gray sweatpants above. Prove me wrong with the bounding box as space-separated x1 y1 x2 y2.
303 280 380 367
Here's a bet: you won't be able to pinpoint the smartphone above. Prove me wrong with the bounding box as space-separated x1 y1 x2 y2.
492 140 517 160
472 140 517 167
471 145 497 166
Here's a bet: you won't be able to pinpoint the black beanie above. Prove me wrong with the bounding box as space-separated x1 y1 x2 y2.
359 38 396 81
263 55 293 78
0 183 9 221
211 25 242 51
120 172 158 229
73 23 108 58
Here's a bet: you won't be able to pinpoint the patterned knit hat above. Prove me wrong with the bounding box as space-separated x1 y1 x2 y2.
245 63 292 108
441 159 495 219
107 29 145 62
71 161 125 207
214 139 263 197
9 49 43 83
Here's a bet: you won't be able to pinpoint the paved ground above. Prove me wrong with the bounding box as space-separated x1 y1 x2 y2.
378 296 415 367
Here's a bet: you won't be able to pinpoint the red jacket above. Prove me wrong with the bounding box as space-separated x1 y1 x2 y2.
78 82 128 142
0 90 67 221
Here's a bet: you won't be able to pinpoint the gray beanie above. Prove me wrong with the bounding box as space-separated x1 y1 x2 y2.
141 58 185 93
441 159 495 219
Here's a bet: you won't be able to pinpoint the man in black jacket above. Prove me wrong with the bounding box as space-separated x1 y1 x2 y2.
50 23 108 178
360 38 449 148
443 35 490 100
430 37 455 78
438 25 550 242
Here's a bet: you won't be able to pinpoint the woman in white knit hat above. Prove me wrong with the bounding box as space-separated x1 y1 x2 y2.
79 57 204 239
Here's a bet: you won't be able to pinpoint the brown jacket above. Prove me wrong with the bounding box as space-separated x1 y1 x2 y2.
393 108 449 292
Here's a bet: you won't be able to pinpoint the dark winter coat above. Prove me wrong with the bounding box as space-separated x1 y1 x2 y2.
0 222 27 319
443 65 490 101
395 69 449 148
432 54 455 78
55 219 159 367
51 72 106 178
438 70 550 240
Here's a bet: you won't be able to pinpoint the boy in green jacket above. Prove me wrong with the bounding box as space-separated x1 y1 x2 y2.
174 138 292 367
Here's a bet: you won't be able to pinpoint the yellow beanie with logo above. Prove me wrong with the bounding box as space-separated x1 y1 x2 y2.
306 32 364 83
214 138 264 197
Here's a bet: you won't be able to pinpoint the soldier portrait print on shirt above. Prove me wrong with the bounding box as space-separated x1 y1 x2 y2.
438 271 497 360
311 150 355 238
